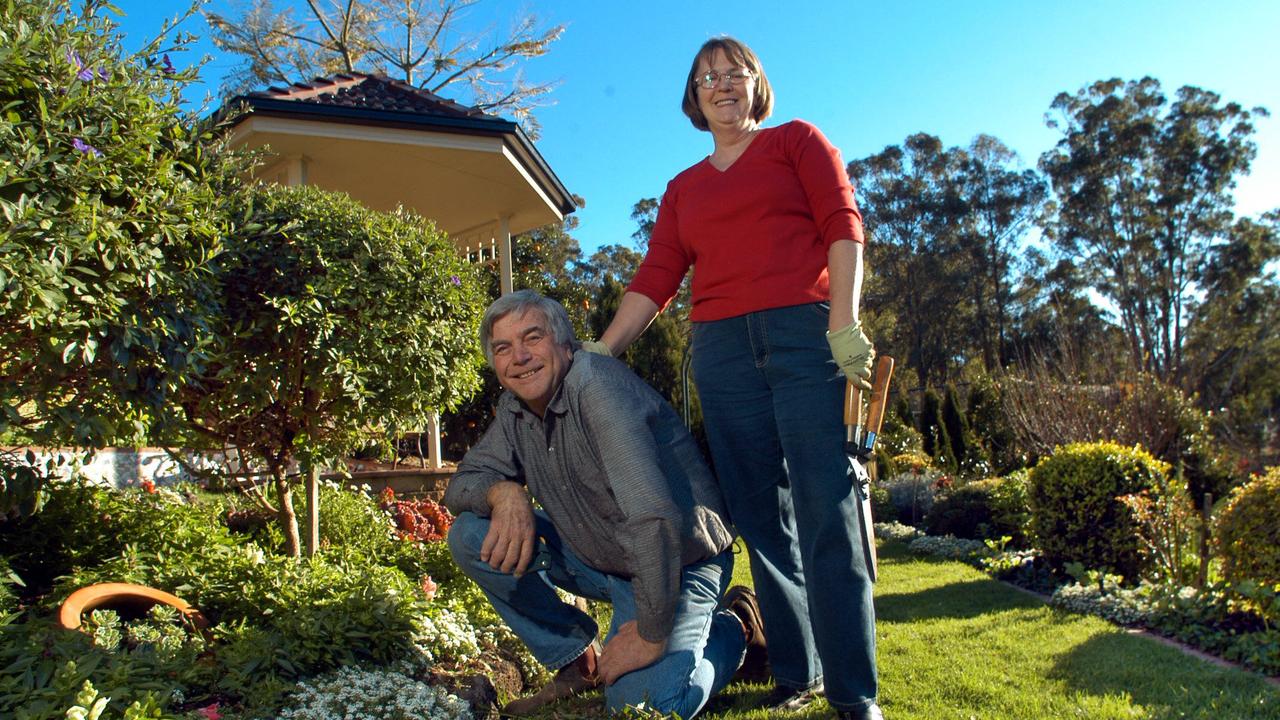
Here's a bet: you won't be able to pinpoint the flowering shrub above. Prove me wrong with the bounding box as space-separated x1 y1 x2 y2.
880 466 946 525
277 666 473 720
906 534 986 560
1051 581 1152 626
381 488 455 542
874 521 921 542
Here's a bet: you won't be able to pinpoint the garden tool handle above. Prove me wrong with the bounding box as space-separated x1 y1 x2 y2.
862 356 896 455
844 381 864 446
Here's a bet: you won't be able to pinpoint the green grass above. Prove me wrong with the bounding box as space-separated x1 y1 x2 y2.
522 539 1280 719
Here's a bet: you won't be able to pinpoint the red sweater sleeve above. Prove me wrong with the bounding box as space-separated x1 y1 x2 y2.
788 120 862 248
627 182 690 310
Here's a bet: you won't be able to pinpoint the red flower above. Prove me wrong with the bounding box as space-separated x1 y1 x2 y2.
196 704 222 720
421 575 438 601
140 480 157 494
380 486 396 504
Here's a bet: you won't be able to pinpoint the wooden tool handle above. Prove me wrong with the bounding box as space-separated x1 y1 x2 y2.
865 355 895 436
844 381 863 428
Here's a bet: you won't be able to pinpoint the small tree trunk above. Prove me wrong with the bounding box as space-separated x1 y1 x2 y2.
1196 492 1213 589
304 464 321 557
273 468 302 558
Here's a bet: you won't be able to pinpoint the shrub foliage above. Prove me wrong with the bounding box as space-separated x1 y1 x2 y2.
1215 466 1280 587
1028 441 1169 581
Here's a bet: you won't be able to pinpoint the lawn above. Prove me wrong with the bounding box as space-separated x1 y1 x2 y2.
536 540 1280 719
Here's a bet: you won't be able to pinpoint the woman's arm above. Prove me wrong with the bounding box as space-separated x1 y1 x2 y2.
596 291 661 356
826 231 866 332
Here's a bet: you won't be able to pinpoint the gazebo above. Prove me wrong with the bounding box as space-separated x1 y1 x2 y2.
224 73 576 466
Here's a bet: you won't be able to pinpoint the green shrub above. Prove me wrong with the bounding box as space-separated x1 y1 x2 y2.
966 374 1022 475
1028 441 1169 581
924 481 1001 540
1216 467 1280 586
0 0 251 458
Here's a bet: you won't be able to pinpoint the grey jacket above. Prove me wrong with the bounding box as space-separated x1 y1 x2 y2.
445 351 734 641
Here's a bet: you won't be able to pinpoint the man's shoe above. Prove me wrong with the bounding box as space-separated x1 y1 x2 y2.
836 702 885 720
764 681 824 712
722 585 769 682
502 641 601 716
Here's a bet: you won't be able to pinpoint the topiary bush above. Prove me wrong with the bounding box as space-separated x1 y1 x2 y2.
1215 466 1280 587
1028 441 1169 582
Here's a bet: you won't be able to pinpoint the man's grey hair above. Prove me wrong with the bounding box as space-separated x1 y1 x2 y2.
480 289 579 367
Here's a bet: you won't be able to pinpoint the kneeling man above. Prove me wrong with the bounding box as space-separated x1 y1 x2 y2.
444 290 765 717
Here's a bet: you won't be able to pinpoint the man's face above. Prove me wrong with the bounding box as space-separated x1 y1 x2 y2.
489 309 573 417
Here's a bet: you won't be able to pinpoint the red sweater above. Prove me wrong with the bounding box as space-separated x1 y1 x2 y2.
628 119 862 322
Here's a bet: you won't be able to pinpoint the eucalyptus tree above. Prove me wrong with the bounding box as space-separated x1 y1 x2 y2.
957 135 1047 371
847 133 972 387
206 0 564 134
1039 77 1266 385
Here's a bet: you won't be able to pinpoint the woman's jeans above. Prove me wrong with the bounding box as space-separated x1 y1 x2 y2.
448 510 746 718
691 302 879 712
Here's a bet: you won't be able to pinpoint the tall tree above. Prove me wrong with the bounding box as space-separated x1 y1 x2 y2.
1039 77 1266 384
206 0 563 133
957 135 1046 371
1183 212 1280 462
848 134 971 387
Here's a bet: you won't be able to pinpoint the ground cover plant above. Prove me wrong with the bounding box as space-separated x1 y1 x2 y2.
0 479 539 719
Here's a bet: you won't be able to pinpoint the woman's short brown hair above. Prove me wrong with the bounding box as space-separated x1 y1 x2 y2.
681 36 774 132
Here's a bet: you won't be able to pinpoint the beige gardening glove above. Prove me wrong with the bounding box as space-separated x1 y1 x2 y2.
826 321 875 391
580 339 612 357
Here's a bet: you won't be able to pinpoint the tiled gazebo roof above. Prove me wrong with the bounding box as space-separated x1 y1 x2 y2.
222 72 576 237
246 73 483 118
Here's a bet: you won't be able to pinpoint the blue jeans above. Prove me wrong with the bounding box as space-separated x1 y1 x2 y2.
691 302 878 712
447 511 746 718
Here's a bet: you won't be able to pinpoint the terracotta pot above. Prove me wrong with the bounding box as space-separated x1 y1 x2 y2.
59 582 210 634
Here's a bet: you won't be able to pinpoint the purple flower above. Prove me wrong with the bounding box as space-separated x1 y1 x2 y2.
77 67 94 82
72 138 102 157
161 54 175 75
450 275 461 286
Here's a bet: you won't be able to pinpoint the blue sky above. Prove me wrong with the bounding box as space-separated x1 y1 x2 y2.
111 0 1279 256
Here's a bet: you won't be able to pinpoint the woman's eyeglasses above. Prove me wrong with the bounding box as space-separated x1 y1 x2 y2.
694 68 754 90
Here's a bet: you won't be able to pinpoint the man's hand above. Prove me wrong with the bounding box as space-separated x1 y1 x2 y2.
597 621 667 685
826 320 875 391
482 481 537 576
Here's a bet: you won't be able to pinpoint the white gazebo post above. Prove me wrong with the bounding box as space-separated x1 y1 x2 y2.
498 215 513 296
426 412 443 470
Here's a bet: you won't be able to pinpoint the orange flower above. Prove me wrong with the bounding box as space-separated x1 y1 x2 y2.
140 480 157 494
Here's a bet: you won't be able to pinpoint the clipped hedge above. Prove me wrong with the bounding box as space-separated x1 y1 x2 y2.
1216 466 1280 587
1028 441 1168 581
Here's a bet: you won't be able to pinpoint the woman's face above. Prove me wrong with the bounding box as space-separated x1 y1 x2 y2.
695 48 757 133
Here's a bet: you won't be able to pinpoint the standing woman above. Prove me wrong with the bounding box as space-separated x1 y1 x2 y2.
582 36 883 720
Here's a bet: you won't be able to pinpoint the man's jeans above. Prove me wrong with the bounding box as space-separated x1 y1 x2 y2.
691 302 879 712
448 510 746 717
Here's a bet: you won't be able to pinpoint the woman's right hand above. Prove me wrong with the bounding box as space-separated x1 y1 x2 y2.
596 292 662 358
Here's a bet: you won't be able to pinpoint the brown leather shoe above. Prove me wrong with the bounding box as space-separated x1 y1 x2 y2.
502 640 602 716
723 585 770 682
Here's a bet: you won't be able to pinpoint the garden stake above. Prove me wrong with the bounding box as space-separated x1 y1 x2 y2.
845 355 895 583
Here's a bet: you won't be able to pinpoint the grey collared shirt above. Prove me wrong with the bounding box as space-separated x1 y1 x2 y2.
444 351 735 642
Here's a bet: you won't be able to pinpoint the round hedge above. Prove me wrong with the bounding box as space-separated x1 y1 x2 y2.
1028 442 1169 581
1216 467 1280 586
